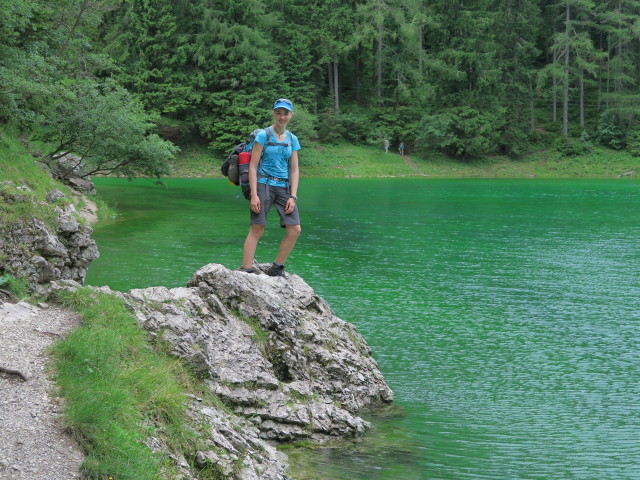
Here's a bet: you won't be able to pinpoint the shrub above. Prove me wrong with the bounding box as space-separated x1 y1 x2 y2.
595 111 626 150
42 80 179 179
626 130 640 157
415 107 505 157
288 105 318 143
553 137 585 157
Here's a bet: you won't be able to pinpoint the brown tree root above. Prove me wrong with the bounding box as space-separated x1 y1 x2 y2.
0 288 17 303
0 365 28 381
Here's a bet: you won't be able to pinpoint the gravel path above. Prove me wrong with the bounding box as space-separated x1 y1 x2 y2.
0 301 84 479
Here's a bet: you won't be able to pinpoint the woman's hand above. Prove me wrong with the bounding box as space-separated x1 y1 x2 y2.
285 197 296 214
251 195 261 214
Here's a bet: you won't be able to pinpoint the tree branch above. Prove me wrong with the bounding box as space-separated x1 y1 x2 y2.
56 0 89 57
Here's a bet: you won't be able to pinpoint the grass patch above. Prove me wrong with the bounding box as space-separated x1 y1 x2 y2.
169 142 220 178
0 130 56 196
525 147 640 178
301 143 421 178
51 287 217 480
238 313 270 345
0 129 75 233
165 137 640 180
0 274 29 300
0 131 63 231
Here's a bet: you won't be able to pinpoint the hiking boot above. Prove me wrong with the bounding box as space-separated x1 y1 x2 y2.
238 267 258 274
266 263 285 277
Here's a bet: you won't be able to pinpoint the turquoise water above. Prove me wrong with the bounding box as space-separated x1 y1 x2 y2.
86 178 640 480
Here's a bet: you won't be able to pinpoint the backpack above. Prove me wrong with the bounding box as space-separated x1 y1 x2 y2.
221 128 292 200
220 128 263 200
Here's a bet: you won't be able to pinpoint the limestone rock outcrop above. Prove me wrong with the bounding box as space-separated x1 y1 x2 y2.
0 182 99 290
121 264 393 444
52 264 393 479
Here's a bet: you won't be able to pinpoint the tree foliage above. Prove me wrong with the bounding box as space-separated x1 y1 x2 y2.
0 0 178 179
4 0 640 161
43 81 178 178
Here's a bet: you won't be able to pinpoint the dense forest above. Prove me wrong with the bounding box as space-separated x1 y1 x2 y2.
3 0 640 178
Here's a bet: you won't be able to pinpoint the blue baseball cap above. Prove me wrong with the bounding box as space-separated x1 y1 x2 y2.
273 98 293 111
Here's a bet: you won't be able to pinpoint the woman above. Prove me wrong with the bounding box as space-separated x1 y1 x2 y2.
240 98 301 277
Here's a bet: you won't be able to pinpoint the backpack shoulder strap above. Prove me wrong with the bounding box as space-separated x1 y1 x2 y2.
265 127 277 146
265 127 292 147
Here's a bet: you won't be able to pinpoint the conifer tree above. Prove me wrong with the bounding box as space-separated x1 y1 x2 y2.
101 0 192 115
595 0 640 128
542 0 597 136
493 0 541 151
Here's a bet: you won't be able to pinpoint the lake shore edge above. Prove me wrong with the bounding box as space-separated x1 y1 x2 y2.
169 143 640 180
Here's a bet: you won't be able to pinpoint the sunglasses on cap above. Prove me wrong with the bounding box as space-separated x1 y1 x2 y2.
273 98 293 110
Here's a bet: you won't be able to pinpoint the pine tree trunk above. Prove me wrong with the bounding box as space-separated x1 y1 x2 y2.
327 62 334 105
418 22 424 76
355 46 362 102
579 72 585 128
333 60 340 113
57 0 90 56
563 2 570 137
606 33 611 109
376 25 383 99
530 81 536 131
553 49 558 123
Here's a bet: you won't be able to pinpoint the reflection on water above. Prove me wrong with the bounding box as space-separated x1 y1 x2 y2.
88 178 640 480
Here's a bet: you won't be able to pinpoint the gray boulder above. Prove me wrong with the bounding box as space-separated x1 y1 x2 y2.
122 264 393 445
0 185 99 290
53 263 393 479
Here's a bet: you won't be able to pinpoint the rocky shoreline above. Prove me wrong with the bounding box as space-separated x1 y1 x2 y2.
0 160 394 479
48 262 393 478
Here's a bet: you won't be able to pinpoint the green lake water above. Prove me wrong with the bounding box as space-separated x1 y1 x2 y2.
86 178 640 480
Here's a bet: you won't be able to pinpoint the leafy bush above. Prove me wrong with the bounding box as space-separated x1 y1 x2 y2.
553 137 586 157
316 108 342 144
289 105 318 143
415 107 505 157
337 111 371 143
595 111 626 150
626 130 640 157
42 80 179 178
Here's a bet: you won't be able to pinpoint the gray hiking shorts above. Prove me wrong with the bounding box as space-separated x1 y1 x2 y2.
250 183 300 228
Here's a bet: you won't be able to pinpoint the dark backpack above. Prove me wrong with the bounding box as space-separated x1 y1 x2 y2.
221 128 292 200
221 129 262 183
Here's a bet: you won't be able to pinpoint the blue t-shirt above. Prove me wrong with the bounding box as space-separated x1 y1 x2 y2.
254 127 301 187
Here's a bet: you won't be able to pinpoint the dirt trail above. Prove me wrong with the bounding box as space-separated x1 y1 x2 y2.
401 154 427 175
0 301 84 479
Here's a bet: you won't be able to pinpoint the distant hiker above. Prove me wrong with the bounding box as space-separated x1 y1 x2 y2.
384 139 390 153
240 98 301 277
398 141 405 155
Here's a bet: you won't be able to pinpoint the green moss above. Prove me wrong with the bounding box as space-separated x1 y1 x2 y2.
235 312 270 345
